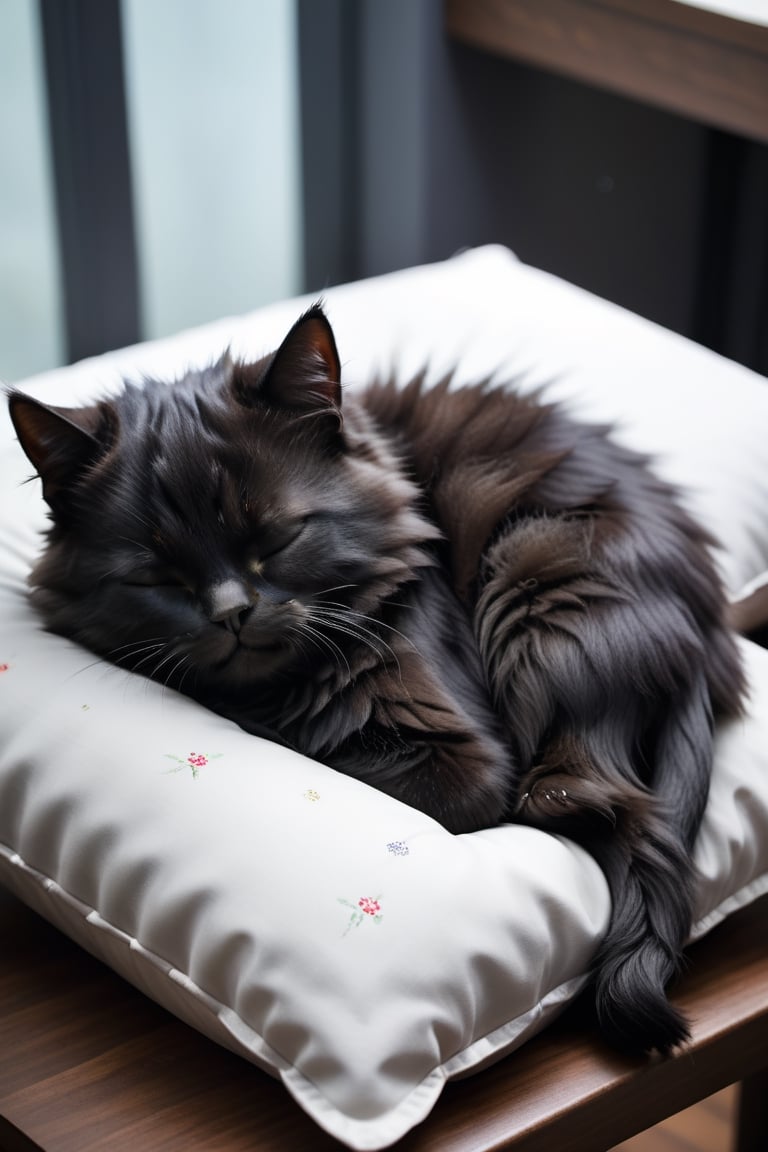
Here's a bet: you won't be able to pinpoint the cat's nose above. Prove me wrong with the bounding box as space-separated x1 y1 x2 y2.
205 579 255 630
218 604 253 634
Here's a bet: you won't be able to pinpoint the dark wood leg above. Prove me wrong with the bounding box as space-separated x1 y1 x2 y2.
736 1067 768 1152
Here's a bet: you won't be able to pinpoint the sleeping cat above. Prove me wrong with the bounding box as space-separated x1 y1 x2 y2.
8 305 744 1055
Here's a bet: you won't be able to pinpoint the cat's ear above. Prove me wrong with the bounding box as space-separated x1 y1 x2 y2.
236 304 342 414
8 392 108 510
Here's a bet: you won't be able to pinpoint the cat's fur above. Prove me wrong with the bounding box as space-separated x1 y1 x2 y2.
8 305 744 1054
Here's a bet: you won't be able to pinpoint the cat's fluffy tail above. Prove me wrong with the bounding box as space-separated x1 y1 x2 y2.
594 888 690 1050
520 761 697 1054
589 664 715 1053
588 811 697 1054
519 665 716 1055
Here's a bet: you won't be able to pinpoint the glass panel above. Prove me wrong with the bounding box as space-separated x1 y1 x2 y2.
0 0 64 383
121 0 302 341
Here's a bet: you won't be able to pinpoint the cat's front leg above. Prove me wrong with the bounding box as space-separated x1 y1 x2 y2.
326 709 511 834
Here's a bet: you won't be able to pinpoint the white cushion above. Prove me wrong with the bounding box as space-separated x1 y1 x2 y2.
1 246 767 1150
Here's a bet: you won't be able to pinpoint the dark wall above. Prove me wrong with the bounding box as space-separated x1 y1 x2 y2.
299 0 768 376
444 46 709 338
443 42 768 375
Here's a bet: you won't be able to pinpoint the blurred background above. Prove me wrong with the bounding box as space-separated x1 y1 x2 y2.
1 0 766 384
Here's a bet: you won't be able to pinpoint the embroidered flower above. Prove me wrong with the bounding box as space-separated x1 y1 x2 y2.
386 840 409 857
304 788 321 803
0 663 9 673
358 896 381 916
338 895 384 936
165 751 222 779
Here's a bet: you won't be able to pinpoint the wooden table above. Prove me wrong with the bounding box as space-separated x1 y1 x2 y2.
446 0 768 144
1 883 766 1151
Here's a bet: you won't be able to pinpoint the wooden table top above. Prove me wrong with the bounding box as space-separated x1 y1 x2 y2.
446 0 768 145
1 884 766 1152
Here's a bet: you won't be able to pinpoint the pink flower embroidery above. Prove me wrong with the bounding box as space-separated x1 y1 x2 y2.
165 751 222 779
0 663 9 673
358 897 381 917
338 895 384 936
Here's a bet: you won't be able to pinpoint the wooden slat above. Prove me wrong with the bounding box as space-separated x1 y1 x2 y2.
0 888 340 1152
445 0 768 144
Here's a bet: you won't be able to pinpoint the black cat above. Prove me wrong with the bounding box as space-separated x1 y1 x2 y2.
8 305 744 1054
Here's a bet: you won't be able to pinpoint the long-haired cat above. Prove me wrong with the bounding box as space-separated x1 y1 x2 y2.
8 305 744 1054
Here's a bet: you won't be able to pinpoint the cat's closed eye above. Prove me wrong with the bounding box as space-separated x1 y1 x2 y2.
255 516 309 560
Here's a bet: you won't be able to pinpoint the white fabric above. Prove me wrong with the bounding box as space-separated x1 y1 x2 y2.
1 246 767 1149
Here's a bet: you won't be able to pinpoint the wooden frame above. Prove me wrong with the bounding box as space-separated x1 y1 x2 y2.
1 884 766 1150
445 0 768 145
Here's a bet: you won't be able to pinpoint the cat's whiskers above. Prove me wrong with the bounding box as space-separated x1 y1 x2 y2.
307 606 402 679
146 645 189 687
160 652 194 691
291 619 352 680
313 583 358 598
174 654 197 696
111 641 168 675
284 625 311 665
312 599 417 651
310 603 399 650
62 656 120 684
310 608 392 655
108 636 169 658
59 639 170 691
